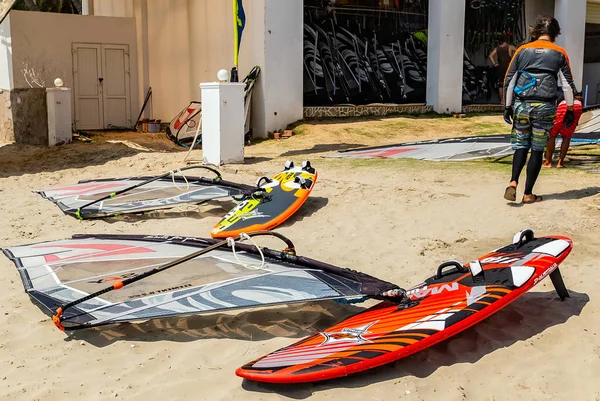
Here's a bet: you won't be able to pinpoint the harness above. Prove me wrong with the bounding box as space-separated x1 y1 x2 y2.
514 70 537 96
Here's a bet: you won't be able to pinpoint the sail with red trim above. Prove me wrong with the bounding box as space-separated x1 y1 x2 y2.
2 233 397 330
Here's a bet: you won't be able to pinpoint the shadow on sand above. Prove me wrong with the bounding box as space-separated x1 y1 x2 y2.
506 186 600 207
59 289 589 398
0 133 185 178
543 186 600 201
279 197 329 228
64 301 366 347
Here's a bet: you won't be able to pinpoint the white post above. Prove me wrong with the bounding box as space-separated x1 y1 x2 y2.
82 0 92 15
554 0 586 90
257 0 303 137
426 0 466 114
46 84 72 146
200 81 246 165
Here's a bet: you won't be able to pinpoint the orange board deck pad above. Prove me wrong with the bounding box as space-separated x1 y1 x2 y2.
211 161 318 238
236 230 573 384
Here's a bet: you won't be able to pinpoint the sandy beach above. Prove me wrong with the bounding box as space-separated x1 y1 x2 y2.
1 115 599 401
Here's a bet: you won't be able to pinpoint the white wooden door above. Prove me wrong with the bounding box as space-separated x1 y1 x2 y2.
72 44 104 130
72 43 132 130
101 45 132 129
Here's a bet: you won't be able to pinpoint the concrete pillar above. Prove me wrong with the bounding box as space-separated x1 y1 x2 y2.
82 0 92 15
426 0 466 114
46 87 73 146
554 0 586 90
200 82 246 165
254 0 303 137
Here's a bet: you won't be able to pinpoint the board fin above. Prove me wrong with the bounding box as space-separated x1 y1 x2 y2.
549 268 570 301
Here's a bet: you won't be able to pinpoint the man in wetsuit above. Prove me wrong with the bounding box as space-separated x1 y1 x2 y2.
488 35 516 103
502 16 577 204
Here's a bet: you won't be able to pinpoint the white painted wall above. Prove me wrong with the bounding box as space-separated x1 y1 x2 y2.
0 13 13 90
91 0 302 137
93 0 134 18
583 62 600 105
116 0 262 126
555 0 587 90
427 0 466 113
8 10 139 124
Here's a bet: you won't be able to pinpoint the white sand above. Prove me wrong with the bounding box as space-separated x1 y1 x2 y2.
0 130 599 400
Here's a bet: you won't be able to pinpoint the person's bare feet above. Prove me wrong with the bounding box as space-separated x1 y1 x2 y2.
556 162 565 168
542 161 553 168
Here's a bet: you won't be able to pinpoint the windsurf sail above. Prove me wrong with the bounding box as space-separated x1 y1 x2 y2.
327 133 600 162
36 161 318 238
2 231 400 331
37 166 257 220
578 105 600 134
166 101 203 147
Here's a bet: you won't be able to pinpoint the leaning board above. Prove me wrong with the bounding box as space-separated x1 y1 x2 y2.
211 162 318 238
237 232 573 383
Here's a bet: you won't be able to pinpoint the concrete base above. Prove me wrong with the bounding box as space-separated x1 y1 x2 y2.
0 88 48 145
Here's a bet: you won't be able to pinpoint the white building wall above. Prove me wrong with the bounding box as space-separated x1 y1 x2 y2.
92 0 300 137
7 10 139 121
0 13 13 90
93 0 135 18
92 0 260 126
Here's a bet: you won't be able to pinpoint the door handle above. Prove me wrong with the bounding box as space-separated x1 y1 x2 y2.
99 78 104 84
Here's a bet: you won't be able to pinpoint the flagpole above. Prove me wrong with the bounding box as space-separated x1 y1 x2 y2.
231 0 239 82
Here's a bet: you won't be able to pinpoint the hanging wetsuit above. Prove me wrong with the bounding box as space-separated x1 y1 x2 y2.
502 38 576 201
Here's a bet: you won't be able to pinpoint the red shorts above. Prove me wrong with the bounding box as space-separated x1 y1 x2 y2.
550 101 583 139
